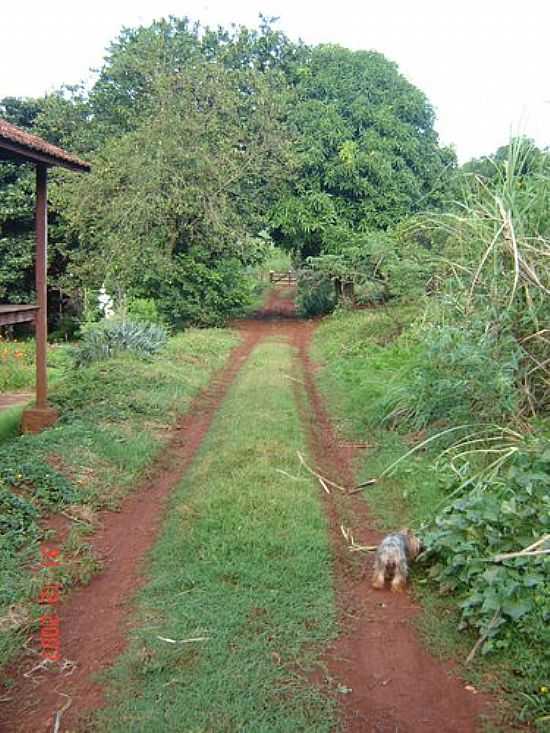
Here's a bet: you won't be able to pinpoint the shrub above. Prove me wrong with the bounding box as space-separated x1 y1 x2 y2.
296 272 337 317
126 297 165 326
75 319 168 366
156 254 252 328
425 437 550 659
382 321 521 430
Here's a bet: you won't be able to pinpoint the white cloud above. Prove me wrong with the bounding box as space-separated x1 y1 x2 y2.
1 0 549 161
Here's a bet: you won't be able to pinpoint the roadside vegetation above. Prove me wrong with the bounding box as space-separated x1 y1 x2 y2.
0 328 237 674
0 337 71 393
313 139 550 728
0 405 24 443
91 341 337 732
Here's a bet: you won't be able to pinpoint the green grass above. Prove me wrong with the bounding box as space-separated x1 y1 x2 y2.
0 339 72 393
0 337 35 391
311 304 440 531
313 306 550 729
0 405 24 444
0 328 238 673
91 340 337 733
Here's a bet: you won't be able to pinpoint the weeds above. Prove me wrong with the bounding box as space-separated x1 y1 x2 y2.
0 337 35 392
404 138 550 416
0 338 72 394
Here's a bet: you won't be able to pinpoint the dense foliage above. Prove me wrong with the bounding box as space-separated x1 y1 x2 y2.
271 45 454 262
426 437 550 646
0 16 453 328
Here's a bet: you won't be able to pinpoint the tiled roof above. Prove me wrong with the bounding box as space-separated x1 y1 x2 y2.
0 118 90 172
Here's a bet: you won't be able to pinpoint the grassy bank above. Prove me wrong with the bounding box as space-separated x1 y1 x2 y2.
0 404 24 444
313 306 550 729
311 305 439 531
0 328 238 673
92 340 337 732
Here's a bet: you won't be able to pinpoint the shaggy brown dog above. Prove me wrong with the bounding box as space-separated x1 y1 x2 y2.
371 529 422 592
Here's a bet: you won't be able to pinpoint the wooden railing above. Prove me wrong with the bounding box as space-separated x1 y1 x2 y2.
0 304 39 327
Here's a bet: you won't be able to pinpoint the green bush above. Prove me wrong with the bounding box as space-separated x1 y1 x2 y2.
75 319 168 366
156 254 252 327
126 297 165 326
382 321 521 430
296 272 337 317
425 438 550 685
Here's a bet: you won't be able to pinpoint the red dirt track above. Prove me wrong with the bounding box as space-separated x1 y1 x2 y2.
1 287 496 732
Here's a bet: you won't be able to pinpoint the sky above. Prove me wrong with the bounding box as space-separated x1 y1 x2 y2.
1 0 549 162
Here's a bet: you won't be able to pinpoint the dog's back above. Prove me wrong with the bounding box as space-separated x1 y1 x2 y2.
376 534 406 578
371 530 421 592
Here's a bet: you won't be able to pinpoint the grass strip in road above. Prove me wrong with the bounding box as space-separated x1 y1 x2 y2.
93 340 337 732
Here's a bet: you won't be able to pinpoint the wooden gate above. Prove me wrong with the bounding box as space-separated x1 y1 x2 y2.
269 271 297 285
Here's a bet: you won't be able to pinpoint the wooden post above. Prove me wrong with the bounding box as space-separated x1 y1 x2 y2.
35 165 48 409
22 165 58 432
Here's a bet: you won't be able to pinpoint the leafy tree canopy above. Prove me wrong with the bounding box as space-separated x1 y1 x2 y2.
271 44 455 260
0 16 454 326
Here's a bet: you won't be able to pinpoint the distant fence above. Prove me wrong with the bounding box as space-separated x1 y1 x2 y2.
269 271 297 285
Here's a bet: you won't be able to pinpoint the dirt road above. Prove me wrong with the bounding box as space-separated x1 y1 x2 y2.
1 288 491 732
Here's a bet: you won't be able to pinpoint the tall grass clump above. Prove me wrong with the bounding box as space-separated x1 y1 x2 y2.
381 320 522 430
410 139 550 415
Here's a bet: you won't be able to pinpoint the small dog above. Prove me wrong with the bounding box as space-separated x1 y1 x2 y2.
371 529 422 592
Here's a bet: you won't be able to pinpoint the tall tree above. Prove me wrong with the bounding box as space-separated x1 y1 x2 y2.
270 45 455 260
61 59 293 325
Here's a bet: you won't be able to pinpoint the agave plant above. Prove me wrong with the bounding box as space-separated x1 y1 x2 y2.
75 319 168 366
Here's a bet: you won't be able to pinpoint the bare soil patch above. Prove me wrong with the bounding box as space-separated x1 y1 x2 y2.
0 393 33 412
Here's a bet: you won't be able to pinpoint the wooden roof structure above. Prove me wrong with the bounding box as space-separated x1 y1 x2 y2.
0 117 91 432
0 118 90 172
